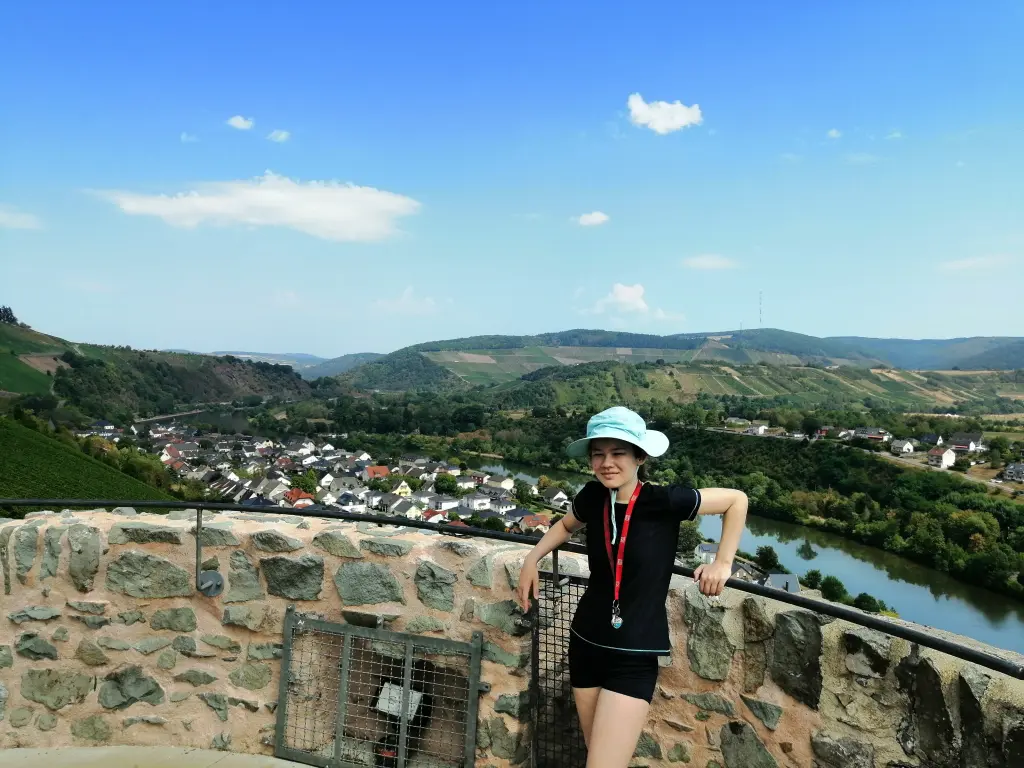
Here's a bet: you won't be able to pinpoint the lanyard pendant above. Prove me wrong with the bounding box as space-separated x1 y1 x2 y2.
611 601 623 629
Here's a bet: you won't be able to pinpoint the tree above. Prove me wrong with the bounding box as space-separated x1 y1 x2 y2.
754 545 782 572
820 575 849 602
989 449 1003 470
677 522 704 557
513 478 534 504
434 474 458 495
801 414 822 437
292 470 318 494
480 516 507 532
0 305 18 325
853 593 881 613
802 569 822 590
447 510 461 521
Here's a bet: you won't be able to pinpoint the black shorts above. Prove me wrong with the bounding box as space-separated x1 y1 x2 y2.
568 633 660 703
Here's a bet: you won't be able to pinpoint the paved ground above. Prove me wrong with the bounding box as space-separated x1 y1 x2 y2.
3 747 297 768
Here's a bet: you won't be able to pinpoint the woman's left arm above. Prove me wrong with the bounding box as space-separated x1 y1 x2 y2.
692 488 748 597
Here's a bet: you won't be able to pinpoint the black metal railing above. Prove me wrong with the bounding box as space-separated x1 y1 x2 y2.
2 497 1023 681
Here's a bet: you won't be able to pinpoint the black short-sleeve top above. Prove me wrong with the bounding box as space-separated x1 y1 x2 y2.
569 480 701 655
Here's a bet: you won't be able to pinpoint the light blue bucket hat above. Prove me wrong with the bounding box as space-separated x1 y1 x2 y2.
566 406 669 458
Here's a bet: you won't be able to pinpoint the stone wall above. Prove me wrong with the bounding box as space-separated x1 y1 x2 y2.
0 508 1022 768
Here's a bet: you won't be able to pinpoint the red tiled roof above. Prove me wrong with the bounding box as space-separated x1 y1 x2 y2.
447 520 469 527
284 488 314 503
366 466 390 478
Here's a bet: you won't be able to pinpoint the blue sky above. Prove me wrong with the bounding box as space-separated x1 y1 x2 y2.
2 1 1022 357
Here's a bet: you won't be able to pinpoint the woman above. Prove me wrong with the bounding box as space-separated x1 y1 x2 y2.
517 406 747 768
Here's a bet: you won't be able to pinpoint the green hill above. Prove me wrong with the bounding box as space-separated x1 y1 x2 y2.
302 352 384 379
0 418 174 501
829 336 1023 370
956 340 1024 371
331 328 1024 393
0 323 75 395
54 348 312 423
336 350 466 392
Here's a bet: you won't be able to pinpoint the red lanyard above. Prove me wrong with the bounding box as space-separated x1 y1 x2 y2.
603 482 642 608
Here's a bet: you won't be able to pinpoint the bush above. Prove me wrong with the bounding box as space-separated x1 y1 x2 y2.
820 575 849 602
802 569 822 590
853 593 881 613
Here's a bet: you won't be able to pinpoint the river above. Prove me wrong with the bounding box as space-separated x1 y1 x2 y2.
470 458 1024 654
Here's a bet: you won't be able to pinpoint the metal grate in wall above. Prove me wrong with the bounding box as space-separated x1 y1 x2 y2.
532 568 589 768
276 606 483 768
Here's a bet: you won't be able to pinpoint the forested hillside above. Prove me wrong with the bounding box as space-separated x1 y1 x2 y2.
54 349 310 423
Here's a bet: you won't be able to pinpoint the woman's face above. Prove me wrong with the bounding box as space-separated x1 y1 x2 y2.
589 438 643 489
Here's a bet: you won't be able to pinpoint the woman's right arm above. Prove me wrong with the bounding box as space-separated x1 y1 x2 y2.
516 511 585 612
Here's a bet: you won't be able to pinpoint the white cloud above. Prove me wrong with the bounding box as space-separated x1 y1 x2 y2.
373 286 437 315
227 115 254 130
939 255 1013 272
267 129 290 143
683 254 737 270
846 152 879 165
97 171 421 242
593 283 650 314
576 211 609 227
886 130 903 140
780 152 801 162
180 132 199 143
0 205 42 230
827 128 842 139
586 283 683 325
627 93 703 135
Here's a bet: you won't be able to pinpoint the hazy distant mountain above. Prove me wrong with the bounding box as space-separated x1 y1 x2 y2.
828 336 1024 370
209 351 328 369
333 327 1024 392
301 352 385 379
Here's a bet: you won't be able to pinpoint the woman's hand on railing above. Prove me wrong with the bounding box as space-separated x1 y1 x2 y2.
517 557 540 612
694 560 731 597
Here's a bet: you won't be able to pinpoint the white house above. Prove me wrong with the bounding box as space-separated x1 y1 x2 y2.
542 487 569 506
694 542 718 565
1004 463 1024 483
950 432 985 453
300 454 319 467
490 497 516 515
319 472 336 489
455 476 477 491
928 447 956 469
765 573 801 594
433 495 461 512
460 493 492 512
745 424 768 436
890 440 914 455
486 475 515 491
391 499 423 519
316 489 338 507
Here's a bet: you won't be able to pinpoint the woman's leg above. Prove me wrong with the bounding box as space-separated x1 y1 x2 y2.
585 689 651 768
572 686 602 747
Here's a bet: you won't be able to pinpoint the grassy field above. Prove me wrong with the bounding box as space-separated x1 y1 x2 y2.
0 355 52 395
0 325 71 394
0 418 175 501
